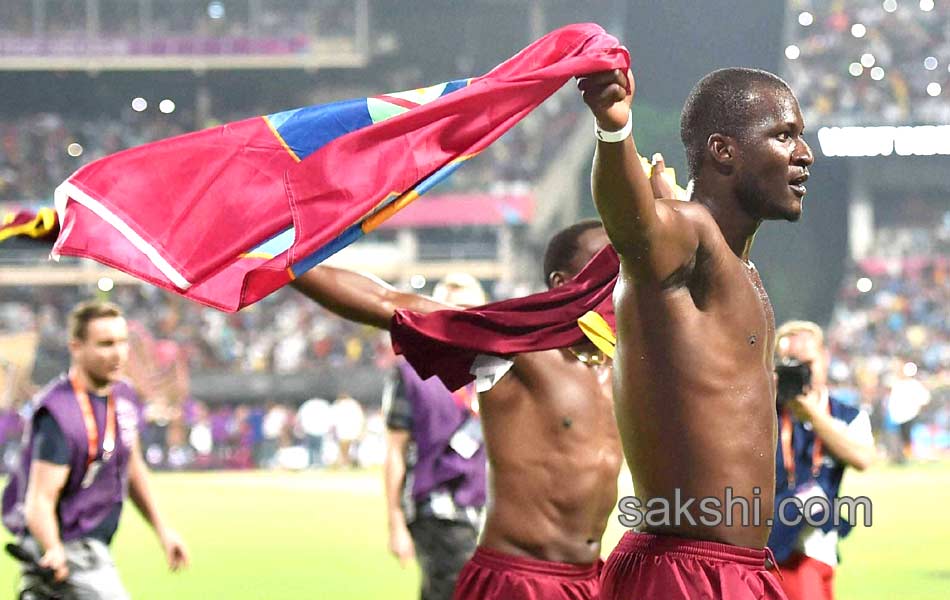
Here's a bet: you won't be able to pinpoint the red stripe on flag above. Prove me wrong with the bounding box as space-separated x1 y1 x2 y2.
374 95 420 110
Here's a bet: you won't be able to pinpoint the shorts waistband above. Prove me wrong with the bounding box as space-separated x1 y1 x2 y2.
470 546 601 580
616 531 770 568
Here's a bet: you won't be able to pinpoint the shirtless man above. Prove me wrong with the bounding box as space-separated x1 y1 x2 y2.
576 66 813 598
291 220 624 600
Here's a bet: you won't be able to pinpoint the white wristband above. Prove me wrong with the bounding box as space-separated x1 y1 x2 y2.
594 110 632 143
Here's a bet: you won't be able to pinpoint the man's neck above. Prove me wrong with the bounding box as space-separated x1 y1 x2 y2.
70 367 112 396
692 189 761 260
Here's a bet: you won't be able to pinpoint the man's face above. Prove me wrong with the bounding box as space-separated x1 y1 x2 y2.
552 227 610 288
734 87 814 222
70 316 129 388
777 332 828 390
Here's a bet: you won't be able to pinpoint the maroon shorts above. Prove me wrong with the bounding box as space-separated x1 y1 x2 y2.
452 546 602 600
600 531 788 600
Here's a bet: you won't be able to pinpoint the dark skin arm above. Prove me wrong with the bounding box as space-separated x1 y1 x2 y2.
290 266 456 329
577 69 699 282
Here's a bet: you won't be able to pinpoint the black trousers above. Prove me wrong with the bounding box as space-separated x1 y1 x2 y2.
408 517 478 600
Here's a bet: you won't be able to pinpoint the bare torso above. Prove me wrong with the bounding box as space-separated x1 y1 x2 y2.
613 201 777 548
478 347 623 564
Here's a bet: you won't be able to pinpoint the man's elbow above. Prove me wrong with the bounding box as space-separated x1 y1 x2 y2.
850 447 877 472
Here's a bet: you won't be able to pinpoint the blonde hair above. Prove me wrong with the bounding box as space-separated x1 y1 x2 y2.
775 320 825 350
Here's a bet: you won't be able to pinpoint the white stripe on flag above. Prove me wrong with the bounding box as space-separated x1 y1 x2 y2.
53 180 192 290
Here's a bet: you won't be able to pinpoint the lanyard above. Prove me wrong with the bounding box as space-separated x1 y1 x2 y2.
68 371 117 466
780 397 831 488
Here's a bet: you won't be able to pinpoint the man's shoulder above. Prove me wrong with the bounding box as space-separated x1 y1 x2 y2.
111 379 141 405
658 198 716 227
34 374 72 408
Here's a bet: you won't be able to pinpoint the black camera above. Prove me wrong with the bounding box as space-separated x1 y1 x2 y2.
775 359 811 405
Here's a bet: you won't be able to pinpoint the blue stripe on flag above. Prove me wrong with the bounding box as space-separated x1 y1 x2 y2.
440 79 470 97
290 223 365 278
267 98 373 161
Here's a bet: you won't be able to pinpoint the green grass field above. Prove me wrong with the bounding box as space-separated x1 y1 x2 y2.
2 461 949 599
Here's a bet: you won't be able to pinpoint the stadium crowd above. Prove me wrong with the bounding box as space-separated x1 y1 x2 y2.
826 227 950 460
785 0 950 125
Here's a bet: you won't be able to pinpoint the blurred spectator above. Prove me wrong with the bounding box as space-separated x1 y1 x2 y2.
331 394 365 468
296 396 332 468
885 362 931 462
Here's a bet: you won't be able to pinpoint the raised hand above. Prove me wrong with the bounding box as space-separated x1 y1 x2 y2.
577 68 634 131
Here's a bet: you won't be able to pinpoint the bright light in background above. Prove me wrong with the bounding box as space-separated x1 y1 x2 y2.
159 99 176 114
409 275 426 289
97 277 115 292
66 143 83 157
883 0 898 12
861 53 876 68
849 62 864 77
927 82 942 96
207 1 225 19
870 66 886 80
856 277 873 293
131 97 147 112
924 56 938 70
785 45 801 60
920 0 934 11
903 362 918 377
798 12 814 26
851 23 867 38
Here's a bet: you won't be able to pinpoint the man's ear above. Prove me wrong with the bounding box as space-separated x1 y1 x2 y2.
548 270 567 289
708 133 737 170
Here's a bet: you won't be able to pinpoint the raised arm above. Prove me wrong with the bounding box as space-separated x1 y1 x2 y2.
291 266 455 330
577 69 698 281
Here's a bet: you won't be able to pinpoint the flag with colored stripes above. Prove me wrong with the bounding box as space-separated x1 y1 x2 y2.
52 23 629 311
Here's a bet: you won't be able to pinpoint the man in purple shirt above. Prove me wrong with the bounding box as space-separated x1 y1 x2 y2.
382 275 488 600
2 300 189 598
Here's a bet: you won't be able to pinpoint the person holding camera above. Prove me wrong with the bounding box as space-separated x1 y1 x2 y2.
769 321 875 600
2 301 188 599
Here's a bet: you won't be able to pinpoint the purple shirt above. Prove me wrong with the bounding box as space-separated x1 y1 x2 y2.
387 361 486 509
2 374 139 541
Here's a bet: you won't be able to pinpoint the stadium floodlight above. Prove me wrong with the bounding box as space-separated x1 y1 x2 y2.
208 2 225 19
785 45 801 60
798 12 814 26
851 23 867 38
131 97 147 112
159 99 177 114
920 0 934 12
849 62 864 77
856 278 873 293
924 56 938 70
97 277 115 292
883 0 898 12
66 143 83 157
861 53 876 68
870 66 886 81
927 82 941 96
